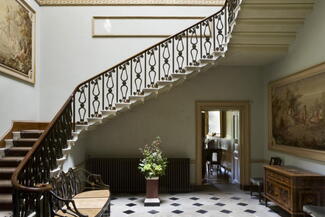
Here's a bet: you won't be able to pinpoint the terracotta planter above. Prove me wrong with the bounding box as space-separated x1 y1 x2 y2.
144 177 160 206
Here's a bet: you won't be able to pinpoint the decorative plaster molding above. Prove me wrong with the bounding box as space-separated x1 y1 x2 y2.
35 0 225 6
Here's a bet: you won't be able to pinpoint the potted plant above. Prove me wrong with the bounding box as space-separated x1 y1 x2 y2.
138 137 167 206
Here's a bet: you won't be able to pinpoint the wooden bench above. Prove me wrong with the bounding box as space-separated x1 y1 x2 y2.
50 168 111 217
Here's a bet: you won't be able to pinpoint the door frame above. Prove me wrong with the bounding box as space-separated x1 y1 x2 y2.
195 101 251 186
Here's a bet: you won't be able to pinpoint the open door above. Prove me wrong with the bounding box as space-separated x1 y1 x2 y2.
232 111 240 183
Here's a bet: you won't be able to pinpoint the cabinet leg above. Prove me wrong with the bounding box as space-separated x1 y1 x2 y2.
265 198 268 207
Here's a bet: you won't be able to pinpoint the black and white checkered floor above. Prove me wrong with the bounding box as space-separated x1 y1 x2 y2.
109 184 288 217
0 184 289 217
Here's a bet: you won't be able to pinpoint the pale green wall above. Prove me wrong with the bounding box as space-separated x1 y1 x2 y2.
78 65 265 184
263 0 325 174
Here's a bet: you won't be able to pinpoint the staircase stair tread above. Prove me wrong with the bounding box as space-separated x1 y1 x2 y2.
20 130 44 133
0 180 12 187
7 147 32 151
0 167 16 173
13 138 38 142
0 194 12 203
0 157 24 162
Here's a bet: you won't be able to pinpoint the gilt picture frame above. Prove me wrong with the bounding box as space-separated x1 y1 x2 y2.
268 62 325 162
0 0 35 84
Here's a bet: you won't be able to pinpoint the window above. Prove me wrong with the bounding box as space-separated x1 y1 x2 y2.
208 111 221 137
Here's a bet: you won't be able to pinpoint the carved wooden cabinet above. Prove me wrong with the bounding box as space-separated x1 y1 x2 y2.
264 165 325 217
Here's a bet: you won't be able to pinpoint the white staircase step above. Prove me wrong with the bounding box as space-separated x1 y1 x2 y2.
62 145 72 155
200 57 220 65
88 117 104 125
101 106 128 117
129 93 151 102
101 109 118 116
75 124 90 131
56 157 66 166
72 130 82 138
185 63 208 72
143 88 160 94
50 167 61 178
0 148 5 158
12 131 21 140
156 80 174 86
67 138 77 146
171 72 192 79
4 139 13 148
116 102 132 109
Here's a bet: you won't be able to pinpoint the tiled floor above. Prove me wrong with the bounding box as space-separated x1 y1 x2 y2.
0 185 289 217
0 172 289 217
110 184 287 217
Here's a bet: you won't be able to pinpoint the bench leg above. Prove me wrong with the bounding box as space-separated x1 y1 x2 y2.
265 198 268 207
250 183 253 197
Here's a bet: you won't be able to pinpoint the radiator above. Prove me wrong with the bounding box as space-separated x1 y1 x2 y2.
86 158 190 193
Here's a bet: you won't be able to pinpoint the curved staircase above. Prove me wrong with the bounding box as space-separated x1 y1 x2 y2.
8 0 243 216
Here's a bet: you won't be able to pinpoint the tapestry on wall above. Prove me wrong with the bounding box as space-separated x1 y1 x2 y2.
268 62 325 162
0 0 35 84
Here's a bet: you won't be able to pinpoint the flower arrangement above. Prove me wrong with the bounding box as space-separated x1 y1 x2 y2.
138 137 168 179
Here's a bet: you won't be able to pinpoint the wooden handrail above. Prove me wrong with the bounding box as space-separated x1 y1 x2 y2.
11 0 236 198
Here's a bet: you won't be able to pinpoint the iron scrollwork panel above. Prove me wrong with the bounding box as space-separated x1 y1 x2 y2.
174 33 186 73
214 12 226 52
104 69 116 110
118 63 130 102
160 41 172 80
202 19 213 59
76 84 88 124
133 56 144 95
90 77 102 117
146 48 159 88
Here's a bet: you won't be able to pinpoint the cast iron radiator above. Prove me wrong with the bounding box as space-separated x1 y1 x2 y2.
86 158 190 193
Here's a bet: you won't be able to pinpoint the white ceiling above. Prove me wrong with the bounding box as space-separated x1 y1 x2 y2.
220 0 315 66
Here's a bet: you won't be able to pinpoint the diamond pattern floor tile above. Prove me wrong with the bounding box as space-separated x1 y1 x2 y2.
108 184 285 217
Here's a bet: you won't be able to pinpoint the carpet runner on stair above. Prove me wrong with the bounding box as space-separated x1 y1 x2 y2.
0 130 43 211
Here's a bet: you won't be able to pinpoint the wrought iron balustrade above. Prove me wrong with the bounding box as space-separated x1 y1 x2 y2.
11 0 241 216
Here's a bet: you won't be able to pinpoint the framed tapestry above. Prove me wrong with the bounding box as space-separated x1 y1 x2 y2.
268 62 325 162
0 0 35 84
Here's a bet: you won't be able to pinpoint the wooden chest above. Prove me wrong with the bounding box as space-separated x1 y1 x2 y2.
264 165 325 216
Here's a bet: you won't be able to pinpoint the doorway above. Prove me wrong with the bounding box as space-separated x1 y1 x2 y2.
195 101 251 187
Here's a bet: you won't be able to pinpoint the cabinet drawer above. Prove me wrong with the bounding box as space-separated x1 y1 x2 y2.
266 170 290 186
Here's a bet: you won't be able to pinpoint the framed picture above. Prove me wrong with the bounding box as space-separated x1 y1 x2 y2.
0 0 35 84
268 62 325 162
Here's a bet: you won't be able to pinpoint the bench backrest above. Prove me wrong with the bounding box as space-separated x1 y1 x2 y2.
50 168 83 211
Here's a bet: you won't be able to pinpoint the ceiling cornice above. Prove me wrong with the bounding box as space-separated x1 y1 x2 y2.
35 0 225 6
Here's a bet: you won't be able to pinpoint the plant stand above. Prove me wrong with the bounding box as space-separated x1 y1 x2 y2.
144 177 160 206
